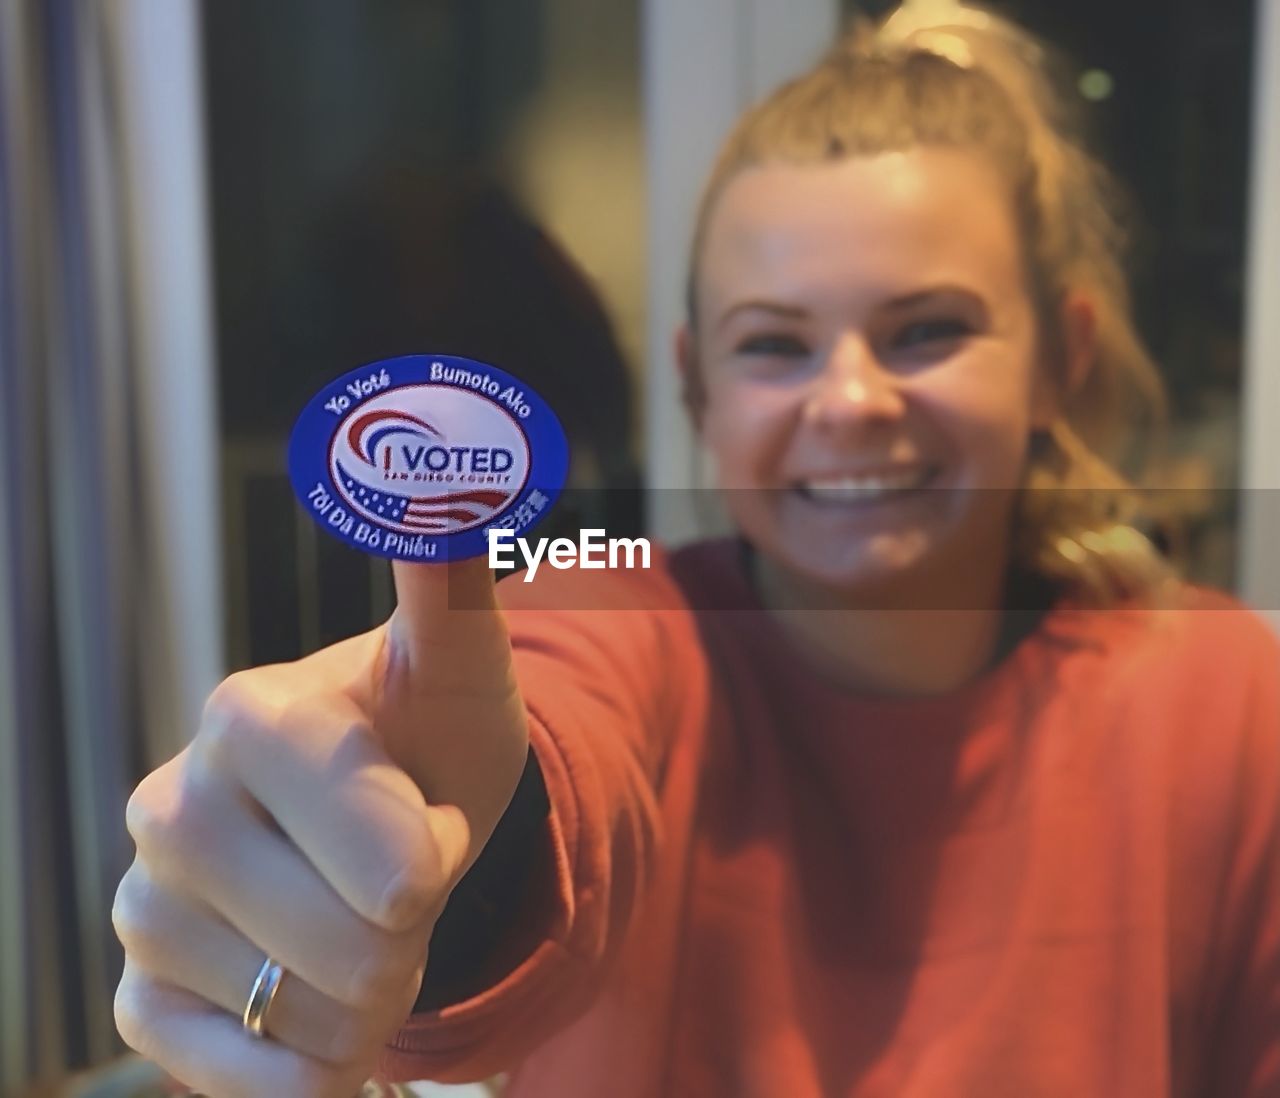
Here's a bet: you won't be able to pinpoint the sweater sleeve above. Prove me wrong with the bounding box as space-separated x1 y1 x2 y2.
378 552 707 1083
1198 610 1280 1097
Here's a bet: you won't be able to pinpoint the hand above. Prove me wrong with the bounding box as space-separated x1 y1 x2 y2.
113 559 530 1097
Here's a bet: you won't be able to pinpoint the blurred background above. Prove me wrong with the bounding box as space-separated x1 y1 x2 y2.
2 0 1278 1094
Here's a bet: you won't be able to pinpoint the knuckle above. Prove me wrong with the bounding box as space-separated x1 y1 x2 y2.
126 764 218 875
126 750 225 866
111 865 180 978
199 671 275 768
123 768 169 853
202 670 257 727
343 930 422 1009
110 864 152 956
371 860 442 933
112 966 154 1055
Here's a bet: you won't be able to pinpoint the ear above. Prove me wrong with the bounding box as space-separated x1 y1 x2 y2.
1033 291 1097 430
1060 291 1097 395
675 323 706 432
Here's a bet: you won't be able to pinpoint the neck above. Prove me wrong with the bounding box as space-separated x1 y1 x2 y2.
751 549 1014 697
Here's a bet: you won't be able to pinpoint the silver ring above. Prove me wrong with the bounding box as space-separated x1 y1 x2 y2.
242 956 285 1037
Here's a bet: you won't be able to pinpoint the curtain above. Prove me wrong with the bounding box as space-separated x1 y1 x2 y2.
0 1 221 1091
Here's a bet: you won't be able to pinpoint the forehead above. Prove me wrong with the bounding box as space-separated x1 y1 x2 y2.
700 149 1025 307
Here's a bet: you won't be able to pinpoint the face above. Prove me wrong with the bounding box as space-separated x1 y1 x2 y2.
687 148 1059 603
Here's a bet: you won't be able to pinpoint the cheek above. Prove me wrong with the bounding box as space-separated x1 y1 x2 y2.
700 381 796 486
916 362 1038 482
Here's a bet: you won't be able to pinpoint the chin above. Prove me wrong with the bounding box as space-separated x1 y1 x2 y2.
748 526 945 608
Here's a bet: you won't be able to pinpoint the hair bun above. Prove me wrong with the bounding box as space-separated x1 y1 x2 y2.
840 1 1049 84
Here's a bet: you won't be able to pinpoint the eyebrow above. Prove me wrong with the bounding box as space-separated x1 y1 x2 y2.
715 300 809 334
714 285 985 335
882 285 986 312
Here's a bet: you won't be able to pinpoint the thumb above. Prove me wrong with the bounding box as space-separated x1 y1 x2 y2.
385 556 511 693
375 557 529 864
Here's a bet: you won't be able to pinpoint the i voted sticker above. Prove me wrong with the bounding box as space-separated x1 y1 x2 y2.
288 355 568 562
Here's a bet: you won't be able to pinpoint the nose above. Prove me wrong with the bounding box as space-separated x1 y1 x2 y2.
801 333 904 430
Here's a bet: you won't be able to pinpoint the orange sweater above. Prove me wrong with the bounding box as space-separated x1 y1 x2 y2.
381 540 1280 1097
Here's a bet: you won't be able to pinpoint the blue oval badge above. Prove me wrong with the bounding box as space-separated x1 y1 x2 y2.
288 355 568 562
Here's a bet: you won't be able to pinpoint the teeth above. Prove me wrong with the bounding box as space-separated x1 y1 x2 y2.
798 467 934 502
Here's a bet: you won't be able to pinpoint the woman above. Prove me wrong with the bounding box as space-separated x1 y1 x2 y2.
113 6 1279 1096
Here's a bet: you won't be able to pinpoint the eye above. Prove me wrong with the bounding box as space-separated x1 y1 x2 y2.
891 317 973 350
734 333 810 357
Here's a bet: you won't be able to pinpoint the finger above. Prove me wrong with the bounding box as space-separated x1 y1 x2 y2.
387 558 513 694
113 862 419 1065
380 559 530 854
130 774 430 1008
115 962 369 1098
198 681 468 930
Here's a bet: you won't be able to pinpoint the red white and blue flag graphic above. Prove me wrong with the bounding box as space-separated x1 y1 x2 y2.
334 461 510 532
345 408 441 467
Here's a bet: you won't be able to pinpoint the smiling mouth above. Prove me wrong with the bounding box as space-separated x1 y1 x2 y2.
792 464 942 506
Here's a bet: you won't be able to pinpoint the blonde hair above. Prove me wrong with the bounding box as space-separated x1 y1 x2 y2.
686 2 1179 608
